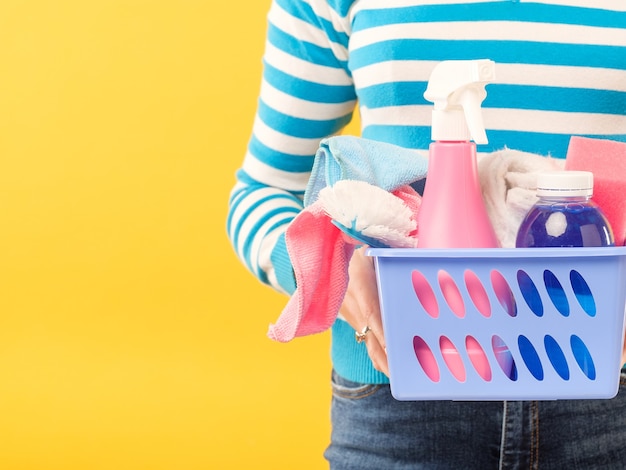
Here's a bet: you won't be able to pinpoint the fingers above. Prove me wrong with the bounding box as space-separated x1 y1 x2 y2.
363 326 389 376
343 246 389 376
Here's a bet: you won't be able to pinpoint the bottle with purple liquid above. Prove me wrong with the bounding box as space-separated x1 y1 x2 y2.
516 171 614 248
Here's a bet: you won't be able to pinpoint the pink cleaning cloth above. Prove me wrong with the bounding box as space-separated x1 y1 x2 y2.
565 137 626 246
267 185 421 342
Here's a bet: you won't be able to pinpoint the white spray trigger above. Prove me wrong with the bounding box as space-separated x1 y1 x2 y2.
457 86 488 144
424 59 495 144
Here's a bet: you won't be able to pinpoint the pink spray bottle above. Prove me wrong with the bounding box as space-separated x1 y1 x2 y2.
418 59 498 248
415 59 515 381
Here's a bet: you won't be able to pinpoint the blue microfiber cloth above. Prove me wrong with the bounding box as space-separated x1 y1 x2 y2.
304 136 429 207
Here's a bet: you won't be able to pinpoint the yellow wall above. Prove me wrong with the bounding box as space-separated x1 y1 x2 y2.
0 1 352 468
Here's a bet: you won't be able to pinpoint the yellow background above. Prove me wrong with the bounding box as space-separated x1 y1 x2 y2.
0 1 358 468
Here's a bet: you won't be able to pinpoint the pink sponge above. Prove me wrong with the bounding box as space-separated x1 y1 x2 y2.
565 136 626 246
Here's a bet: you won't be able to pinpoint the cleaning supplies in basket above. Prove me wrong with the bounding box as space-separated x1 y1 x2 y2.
416 59 504 378
478 150 564 248
266 127 581 343
564 136 626 246
515 170 614 248
267 136 427 343
417 59 499 248
319 180 418 249
267 182 420 342
304 136 428 207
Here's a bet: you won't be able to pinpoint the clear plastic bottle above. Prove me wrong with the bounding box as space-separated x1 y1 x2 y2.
515 171 614 248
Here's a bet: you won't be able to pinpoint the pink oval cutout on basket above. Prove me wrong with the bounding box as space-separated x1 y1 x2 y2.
466 336 492 381
438 270 465 318
490 270 517 317
492 335 517 380
464 269 491 317
440 336 466 382
411 270 439 318
413 336 440 382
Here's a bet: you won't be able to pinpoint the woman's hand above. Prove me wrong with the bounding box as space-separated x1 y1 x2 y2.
340 246 389 376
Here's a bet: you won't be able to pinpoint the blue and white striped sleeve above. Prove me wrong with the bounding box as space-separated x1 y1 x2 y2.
227 0 357 294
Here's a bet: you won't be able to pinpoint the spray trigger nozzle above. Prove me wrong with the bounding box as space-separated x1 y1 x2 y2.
424 59 495 144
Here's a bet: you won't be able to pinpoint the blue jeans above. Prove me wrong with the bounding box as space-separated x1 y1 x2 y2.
325 367 626 469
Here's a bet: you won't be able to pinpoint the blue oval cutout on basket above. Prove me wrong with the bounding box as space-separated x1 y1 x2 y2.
544 335 570 380
518 335 544 380
517 270 543 317
571 335 596 380
570 270 596 317
544 270 569 317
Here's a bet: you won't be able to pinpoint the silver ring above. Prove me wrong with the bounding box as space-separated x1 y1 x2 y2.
355 326 371 343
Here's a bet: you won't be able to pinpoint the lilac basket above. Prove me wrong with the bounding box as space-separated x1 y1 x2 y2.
367 247 626 401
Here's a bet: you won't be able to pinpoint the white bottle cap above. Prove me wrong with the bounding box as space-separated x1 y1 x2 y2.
536 171 593 197
431 109 471 141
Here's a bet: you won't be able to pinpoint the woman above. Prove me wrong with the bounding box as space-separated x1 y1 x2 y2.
227 1 626 468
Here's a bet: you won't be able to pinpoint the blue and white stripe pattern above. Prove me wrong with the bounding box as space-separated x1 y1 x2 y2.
228 0 626 296
352 0 626 153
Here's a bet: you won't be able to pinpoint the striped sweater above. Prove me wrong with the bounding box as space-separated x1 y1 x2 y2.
227 0 626 384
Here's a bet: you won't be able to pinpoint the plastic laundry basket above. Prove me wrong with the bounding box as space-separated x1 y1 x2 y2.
367 247 626 401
